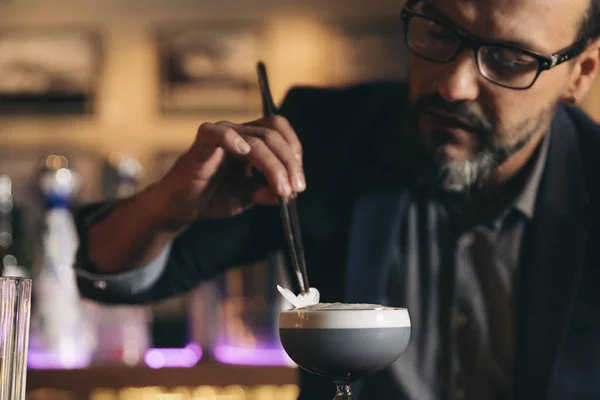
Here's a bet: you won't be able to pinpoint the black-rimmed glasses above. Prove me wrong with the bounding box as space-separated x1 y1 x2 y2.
400 2 589 90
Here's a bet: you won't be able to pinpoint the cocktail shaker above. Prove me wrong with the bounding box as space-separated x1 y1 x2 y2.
28 155 94 369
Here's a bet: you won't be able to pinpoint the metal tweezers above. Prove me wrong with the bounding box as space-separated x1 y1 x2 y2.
256 61 311 295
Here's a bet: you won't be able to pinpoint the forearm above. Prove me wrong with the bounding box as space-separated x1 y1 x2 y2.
77 202 285 305
86 183 186 275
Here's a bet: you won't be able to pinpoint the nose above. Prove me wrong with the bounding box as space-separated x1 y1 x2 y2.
436 50 481 102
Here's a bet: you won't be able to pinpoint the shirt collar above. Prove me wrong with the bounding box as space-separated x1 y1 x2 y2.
511 128 551 219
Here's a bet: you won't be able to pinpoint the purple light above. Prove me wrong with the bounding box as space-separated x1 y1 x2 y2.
213 343 296 367
144 343 203 369
27 348 91 370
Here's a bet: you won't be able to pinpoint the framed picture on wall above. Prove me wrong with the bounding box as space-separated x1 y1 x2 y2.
156 22 266 114
327 19 409 86
0 29 101 114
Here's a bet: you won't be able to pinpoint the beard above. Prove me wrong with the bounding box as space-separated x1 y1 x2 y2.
410 94 556 193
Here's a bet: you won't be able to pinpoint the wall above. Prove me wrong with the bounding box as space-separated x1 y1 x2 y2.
0 0 403 179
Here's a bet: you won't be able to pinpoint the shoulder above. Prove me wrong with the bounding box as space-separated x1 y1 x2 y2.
567 107 600 199
568 107 600 145
280 81 410 116
279 81 410 142
567 107 600 244
278 81 412 185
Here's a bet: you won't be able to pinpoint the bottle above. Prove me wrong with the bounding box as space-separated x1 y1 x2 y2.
28 155 94 369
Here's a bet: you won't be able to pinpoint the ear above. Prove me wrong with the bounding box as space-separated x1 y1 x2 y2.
564 38 600 105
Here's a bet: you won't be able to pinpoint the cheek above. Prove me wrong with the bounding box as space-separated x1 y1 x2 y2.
483 78 557 133
495 68 567 116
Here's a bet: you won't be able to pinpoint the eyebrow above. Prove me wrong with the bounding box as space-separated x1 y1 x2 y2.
419 0 545 54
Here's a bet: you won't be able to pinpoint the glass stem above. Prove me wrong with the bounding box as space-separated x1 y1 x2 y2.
334 383 356 400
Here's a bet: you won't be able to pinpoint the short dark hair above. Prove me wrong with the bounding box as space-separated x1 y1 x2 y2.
579 0 600 40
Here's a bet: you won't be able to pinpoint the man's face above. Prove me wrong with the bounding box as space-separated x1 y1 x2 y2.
408 0 589 191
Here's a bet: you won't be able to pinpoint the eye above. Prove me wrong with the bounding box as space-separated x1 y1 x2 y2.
482 47 538 77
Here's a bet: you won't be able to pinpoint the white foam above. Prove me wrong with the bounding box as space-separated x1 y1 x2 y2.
300 302 390 311
279 302 411 329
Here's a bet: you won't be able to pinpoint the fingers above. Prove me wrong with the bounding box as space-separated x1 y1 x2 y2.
248 115 303 162
225 122 305 194
193 122 252 161
193 118 305 198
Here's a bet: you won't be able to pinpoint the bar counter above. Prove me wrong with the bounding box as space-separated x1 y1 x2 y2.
26 362 299 399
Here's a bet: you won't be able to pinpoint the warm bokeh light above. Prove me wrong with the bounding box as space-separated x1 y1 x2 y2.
88 385 299 400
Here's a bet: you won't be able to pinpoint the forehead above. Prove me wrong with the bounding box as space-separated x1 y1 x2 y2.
427 0 588 53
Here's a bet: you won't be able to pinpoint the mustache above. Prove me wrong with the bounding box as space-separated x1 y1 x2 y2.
411 94 492 135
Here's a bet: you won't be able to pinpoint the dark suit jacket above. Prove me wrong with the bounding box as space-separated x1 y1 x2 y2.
76 82 600 400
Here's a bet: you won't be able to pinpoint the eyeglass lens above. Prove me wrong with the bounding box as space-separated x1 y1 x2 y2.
406 15 541 88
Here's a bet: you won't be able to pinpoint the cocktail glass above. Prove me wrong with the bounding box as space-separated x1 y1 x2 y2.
279 304 410 399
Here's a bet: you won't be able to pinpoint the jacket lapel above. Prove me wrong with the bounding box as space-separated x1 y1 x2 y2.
515 106 590 399
343 167 411 304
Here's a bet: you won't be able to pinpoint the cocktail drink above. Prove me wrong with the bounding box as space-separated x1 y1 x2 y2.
279 303 411 399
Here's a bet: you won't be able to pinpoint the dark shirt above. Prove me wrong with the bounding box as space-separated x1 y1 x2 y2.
384 132 550 400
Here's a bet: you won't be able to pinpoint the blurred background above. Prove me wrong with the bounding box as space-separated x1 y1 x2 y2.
0 0 597 399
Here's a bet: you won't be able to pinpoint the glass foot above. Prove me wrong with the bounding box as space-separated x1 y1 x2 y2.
333 383 357 400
